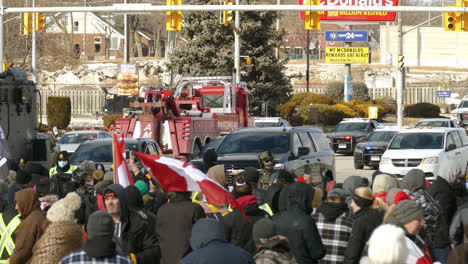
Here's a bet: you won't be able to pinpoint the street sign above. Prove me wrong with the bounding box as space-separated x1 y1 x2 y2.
325 31 368 41
325 47 370 64
299 0 398 22
436 90 451 98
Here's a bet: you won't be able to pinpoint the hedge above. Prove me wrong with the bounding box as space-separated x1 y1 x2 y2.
352 82 371 102
405 103 440 118
300 104 345 126
46 97 71 129
332 103 359 117
299 93 335 107
103 114 122 129
325 81 370 102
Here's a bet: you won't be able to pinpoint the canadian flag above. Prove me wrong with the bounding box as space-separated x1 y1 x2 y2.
134 152 239 208
112 134 133 187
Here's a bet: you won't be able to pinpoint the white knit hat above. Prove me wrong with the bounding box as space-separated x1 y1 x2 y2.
365 224 408 264
47 192 81 222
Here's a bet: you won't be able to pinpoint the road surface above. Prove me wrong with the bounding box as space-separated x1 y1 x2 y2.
334 154 375 183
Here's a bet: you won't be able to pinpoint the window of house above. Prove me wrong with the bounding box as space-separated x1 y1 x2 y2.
73 21 79 31
94 37 101 53
110 37 120 50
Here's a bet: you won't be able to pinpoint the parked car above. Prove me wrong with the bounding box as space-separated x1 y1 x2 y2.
216 127 335 189
327 118 380 155
414 118 461 128
353 126 400 170
57 130 111 153
450 95 468 127
379 127 468 181
254 117 291 128
70 138 162 170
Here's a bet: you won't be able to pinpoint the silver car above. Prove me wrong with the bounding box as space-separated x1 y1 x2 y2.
57 130 111 153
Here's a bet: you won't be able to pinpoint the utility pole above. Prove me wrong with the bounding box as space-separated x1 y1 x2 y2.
306 30 310 93
124 0 129 63
32 0 37 83
396 11 404 127
232 0 240 113
344 25 352 102
0 0 3 68
275 0 279 59
83 0 87 59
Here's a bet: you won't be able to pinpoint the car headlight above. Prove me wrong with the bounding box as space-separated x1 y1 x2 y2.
380 157 391 165
422 156 439 164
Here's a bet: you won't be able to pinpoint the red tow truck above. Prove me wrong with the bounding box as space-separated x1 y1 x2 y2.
115 77 251 159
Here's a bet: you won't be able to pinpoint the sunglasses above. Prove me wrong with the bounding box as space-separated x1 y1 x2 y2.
262 159 273 163
58 159 68 161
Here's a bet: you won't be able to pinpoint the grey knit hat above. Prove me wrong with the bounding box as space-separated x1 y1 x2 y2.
252 218 276 243
86 211 115 239
392 200 424 225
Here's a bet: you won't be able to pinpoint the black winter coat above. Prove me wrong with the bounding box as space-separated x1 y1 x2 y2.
221 202 267 254
156 193 206 264
272 182 326 264
343 206 384 264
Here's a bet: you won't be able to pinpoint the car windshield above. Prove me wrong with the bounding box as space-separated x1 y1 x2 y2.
459 101 468 108
366 131 397 142
71 142 138 163
218 132 290 154
59 133 98 144
415 121 449 128
334 123 370 132
255 122 278 128
388 133 444 149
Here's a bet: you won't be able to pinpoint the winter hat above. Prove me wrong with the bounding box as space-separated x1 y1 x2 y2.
86 211 115 239
203 149 218 164
16 169 31 185
134 180 149 196
372 174 398 194
386 188 402 205
93 170 104 182
232 175 252 198
7 170 16 186
103 171 113 182
7 184 22 205
402 169 426 191
327 188 345 199
125 185 144 210
47 192 82 222
392 200 424 225
58 151 69 160
242 167 260 186
207 165 227 188
253 218 276 243
365 224 408 264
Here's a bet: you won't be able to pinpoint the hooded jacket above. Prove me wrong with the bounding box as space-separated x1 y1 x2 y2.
104 184 160 264
448 224 468 264
126 185 158 235
221 195 267 254
273 182 326 264
428 176 457 226
343 176 366 205
179 218 255 264
207 165 227 188
9 188 49 264
156 191 205 264
254 236 295 264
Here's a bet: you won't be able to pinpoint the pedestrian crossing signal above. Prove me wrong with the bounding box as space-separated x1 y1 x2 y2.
222 0 233 26
444 10 457 31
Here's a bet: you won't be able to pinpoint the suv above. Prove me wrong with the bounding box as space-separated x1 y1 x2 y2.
415 118 461 128
327 118 380 154
353 126 400 170
380 127 468 181
70 138 162 170
451 96 468 128
57 130 111 153
216 127 335 186
254 117 291 128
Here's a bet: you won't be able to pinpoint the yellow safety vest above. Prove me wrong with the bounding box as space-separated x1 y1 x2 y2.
259 203 274 216
0 214 21 262
49 165 77 177
191 192 232 216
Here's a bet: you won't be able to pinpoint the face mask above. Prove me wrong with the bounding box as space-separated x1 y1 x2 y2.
58 161 68 168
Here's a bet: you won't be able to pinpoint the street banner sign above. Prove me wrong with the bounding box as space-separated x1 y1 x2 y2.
325 31 368 41
325 47 370 64
299 0 399 22
436 90 451 98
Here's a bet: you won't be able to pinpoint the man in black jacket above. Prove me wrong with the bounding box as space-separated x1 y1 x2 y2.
103 184 160 264
273 182 326 264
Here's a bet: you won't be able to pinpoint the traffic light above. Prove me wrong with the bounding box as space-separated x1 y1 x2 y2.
35 12 46 32
2 62 12 72
244 57 252 67
304 0 320 30
444 10 458 31
166 0 182 31
23 13 34 35
222 0 233 26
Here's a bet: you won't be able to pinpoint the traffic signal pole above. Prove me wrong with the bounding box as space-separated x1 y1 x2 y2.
232 0 239 114
32 0 37 83
396 11 404 127
0 0 3 68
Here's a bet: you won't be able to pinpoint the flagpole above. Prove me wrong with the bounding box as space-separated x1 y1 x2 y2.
112 133 117 184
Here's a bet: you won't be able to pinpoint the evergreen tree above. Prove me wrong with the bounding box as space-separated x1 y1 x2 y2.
167 0 292 115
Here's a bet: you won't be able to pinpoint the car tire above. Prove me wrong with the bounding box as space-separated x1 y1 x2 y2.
354 160 364 170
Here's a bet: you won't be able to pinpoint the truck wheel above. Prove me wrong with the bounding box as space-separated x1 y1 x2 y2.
354 160 364 170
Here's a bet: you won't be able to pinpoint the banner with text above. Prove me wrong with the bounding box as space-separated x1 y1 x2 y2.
299 0 398 21
325 47 370 64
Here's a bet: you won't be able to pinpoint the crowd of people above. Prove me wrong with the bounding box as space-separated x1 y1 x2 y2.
0 148 467 264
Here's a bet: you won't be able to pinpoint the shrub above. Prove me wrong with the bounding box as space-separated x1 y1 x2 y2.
103 114 122 129
300 104 345 126
300 93 335 107
372 99 396 115
352 82 371 102
290 93 311 105
375 96 396 105
37 123 49 132
338 101 366 117
46 97 71 129
405 103 440 118
332 103 359 117
325 81 344 102
289 113 305 126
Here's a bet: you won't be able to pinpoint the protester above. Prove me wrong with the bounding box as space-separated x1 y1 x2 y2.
193 165 231 216
450 204 468 247
179 218 255 264
143 178 167 216
384 200 433 263
448 224 468 264
49 151 78 198
372 173 398 205
264 170 295 214
0 182 22 262
311 188 354 264
59 211 133 264
359 224 408 264
29 192 83 264
9 188 49 264
202 148 218 173
157 191 205 264
344 187 385 264
342 176 368 205
49 151 77 177
386 187 402 205
241 167 260 200
103 184 160 264
6 169 31 207
252 218 295 264
125 184 158 234
273 182 326 264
